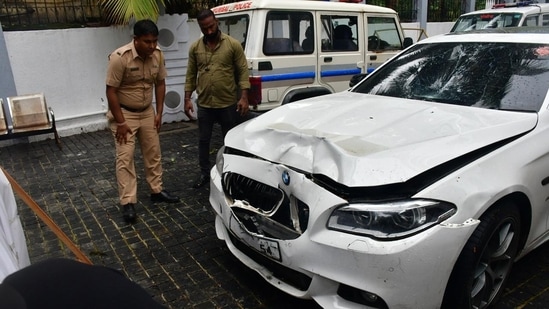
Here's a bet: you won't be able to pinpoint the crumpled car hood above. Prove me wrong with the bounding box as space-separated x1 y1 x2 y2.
227 92 537 187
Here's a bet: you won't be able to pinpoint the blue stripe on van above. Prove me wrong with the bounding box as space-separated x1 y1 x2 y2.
261 71 315 82
320 68 361 77
260 69 365 82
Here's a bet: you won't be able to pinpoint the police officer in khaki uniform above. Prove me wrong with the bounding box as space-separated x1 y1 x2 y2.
106 19 179 223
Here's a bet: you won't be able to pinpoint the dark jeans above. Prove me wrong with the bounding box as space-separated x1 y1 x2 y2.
197 105 238 176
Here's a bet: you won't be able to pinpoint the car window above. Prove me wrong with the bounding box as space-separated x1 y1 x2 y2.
263 11 313 55
218 14 250 49
320 15 359 52
451 13 523 32
367 16 402 50
354 42 549 112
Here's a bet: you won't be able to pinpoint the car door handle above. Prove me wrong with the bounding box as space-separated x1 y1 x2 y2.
324 57 333 63
258 61 273 71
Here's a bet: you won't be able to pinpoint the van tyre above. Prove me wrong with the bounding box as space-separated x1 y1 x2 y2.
442 201 521 309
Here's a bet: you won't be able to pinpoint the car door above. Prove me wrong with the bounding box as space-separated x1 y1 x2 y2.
257 10 317 108
317 11 362 92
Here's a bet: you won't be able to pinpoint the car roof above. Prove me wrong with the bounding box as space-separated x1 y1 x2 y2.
459 3 549 16
418 27 549 44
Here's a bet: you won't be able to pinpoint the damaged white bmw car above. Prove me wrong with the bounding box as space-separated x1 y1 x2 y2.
209 28 549 309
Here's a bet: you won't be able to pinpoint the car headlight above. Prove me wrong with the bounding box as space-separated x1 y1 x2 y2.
215 146 225 175
327 199 456 240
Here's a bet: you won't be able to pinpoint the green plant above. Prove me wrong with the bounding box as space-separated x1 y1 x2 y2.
100 0 166 25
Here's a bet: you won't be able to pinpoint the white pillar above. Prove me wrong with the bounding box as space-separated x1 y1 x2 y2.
465 0 476 13
417 0 428 40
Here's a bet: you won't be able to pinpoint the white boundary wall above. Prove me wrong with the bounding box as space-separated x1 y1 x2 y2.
2 15 200 142
2 19 451 140
4 26 133 137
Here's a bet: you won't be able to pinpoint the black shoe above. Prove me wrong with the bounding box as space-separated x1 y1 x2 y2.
192 175 210 189
121 203 136 223
150 190 179 203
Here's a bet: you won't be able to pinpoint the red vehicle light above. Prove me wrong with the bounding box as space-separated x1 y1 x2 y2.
480 14 495 20
492 1 533 8
249 76 262 107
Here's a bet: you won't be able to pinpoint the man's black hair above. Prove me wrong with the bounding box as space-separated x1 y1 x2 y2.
134 19 159 37
197 9 215 22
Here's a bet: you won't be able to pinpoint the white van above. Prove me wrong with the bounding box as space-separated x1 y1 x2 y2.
451 1 549 32
212 0 413 111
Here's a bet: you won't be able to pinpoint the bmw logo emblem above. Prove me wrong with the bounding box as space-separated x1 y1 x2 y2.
282 170 291 185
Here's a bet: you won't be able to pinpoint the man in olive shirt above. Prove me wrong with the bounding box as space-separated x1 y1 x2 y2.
106 19 179 223
184 9 251 189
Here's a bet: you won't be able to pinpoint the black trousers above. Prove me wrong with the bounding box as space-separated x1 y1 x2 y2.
197 104 259 176
197 104 238 176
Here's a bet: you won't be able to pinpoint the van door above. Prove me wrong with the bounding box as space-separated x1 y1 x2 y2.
365 15 405 73
317 12 363 93
257 10 317 109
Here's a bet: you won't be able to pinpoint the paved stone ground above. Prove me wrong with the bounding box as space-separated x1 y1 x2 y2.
0 121 547 309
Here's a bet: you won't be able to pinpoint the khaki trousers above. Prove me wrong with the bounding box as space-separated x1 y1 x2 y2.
108 106 163 205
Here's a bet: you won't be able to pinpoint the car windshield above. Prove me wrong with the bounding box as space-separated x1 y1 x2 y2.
353 41 549 112
451 13 523 32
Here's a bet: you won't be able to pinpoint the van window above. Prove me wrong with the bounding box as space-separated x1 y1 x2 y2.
451 13 523 31
218 14 250 48
367 16 403 50
301 24 314 52
543 15 549 26
524 15 539 27
263 11 313 55
320 15 359 52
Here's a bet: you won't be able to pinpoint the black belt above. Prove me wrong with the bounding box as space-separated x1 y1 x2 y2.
120 104 149 113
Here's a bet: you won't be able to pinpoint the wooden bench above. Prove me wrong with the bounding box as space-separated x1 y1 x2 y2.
0 93 61 149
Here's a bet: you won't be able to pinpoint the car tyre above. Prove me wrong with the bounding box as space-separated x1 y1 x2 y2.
442 201 521 309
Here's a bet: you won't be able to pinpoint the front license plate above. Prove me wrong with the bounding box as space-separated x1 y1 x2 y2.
229 214 282 261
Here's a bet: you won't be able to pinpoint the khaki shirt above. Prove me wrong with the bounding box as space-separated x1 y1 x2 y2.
106 42 167 110
185 33 250 109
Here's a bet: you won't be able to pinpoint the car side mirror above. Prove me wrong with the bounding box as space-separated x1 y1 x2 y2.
349 73 368 88
403 37 413 48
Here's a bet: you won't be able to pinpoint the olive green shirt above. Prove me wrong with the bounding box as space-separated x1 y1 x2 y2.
185 32 250 109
